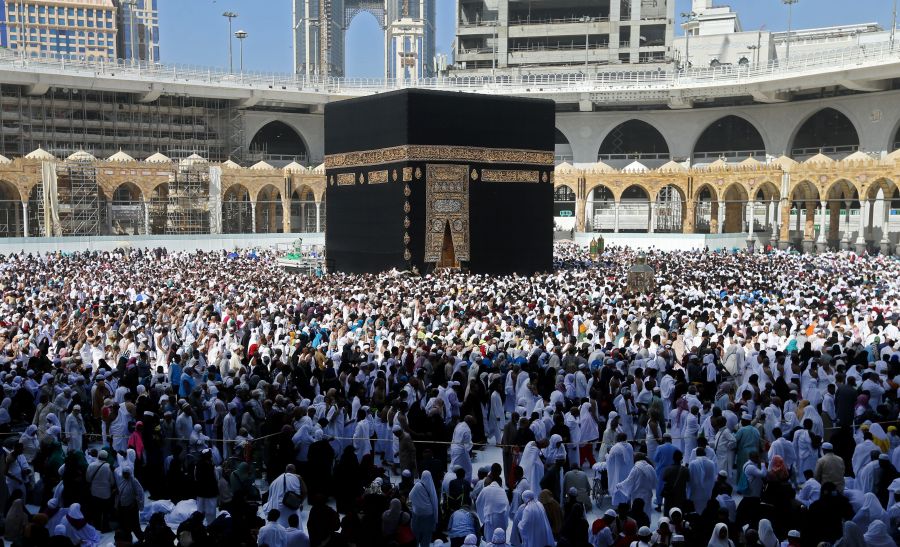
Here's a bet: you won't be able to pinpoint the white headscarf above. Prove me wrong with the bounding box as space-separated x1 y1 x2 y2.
409 470 438 517
708 522 733 547
758 519 778 547
578 402 599 442
863 520 898 547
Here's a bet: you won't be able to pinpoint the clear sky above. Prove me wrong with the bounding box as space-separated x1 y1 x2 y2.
158 0 897 77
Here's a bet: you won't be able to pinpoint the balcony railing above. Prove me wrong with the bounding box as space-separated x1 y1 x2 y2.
0 37 899 97
790 144 860 158
693 149 767 160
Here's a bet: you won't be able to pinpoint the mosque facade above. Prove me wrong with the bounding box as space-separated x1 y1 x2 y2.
0 5 900 251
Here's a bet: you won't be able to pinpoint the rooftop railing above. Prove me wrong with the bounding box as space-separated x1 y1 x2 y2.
0 37 899 97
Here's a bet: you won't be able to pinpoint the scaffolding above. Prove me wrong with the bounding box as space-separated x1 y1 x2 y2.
165 160 210 234
58 159 101 236
0 84 232 161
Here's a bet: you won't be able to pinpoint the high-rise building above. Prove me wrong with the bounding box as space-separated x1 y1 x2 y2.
114 0 159 62
0 1 8 47
0 0 118 59
292 0 436 81
454 0 675 75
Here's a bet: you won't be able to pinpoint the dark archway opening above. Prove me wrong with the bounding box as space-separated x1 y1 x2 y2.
694 116 766 161
249 121 309 165
555 128 573 164
791 108 859 158
598 120 669 162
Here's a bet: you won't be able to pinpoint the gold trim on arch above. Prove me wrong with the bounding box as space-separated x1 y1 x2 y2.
325 145 554 170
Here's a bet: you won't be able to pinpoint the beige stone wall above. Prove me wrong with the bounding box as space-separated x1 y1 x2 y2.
1 155 898 237
554 157 900 236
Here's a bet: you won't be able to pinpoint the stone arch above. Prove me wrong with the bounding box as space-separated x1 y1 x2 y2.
553 182 575 201
787 180 822 244
0 179 23 203
618 184 652 233
824 179 861 245
0 180 23 237
789 107 861 157
721 183 749 234
249 121 310 164
790 180 821 202
826 179 860 202
555 128 573 164
890 117 900 152
654 184 685 233
693 115 766 161
255 183 283 234
554 185 577 231
693 183 719 234
585 184 615 232
751 181 781 203
865 178 899 201
597 120 670 165
291 184 319 233
109 181 146 236
223 183 252 234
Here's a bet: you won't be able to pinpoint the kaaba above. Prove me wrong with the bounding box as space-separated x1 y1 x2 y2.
324 89 555 275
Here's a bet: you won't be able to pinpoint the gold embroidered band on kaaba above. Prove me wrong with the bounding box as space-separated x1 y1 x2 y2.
325 145 554 170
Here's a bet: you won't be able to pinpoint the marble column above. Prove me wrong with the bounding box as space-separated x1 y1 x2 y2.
746 199 755 243
815 200 827 253
22 202 28 238
614 200 620 233
282 198 292 233
143 198 151 235
250 200 257 234
855 200 869 254
648 202 656 233
841 199 853 250
316 201 322 232
717 202 725 234
881 196 893 254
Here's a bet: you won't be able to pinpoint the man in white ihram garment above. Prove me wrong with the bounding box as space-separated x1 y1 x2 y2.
65 405 86 452
486 388 504 444
615 453 656 521
688 447 717 514
450 416 475 481
607 433 634 506
352 407 371 462
475 478 509 542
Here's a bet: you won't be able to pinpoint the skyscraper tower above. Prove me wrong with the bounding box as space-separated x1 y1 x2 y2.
114 0 160 63
292 0 435 81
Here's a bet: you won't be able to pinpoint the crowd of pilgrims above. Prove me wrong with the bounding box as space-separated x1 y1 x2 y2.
0 244 899 547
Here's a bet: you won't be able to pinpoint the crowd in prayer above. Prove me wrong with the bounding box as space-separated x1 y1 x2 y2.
0 244 899 547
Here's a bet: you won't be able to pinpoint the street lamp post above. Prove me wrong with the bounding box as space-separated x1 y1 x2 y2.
680 11 696 72
892 0 897 50
783 0 799 65
581 16 591 72
223 11 238 73
235 30 248 75
747 45 759 66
